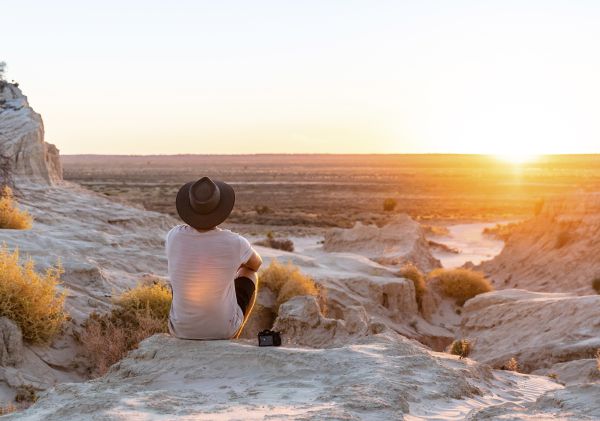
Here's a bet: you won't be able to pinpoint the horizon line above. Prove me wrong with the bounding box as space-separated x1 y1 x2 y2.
61 152 600 157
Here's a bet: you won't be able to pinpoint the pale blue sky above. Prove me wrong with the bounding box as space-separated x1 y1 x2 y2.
3 1 600 155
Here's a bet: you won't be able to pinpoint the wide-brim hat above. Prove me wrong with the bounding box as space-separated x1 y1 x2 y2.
176 177 235 230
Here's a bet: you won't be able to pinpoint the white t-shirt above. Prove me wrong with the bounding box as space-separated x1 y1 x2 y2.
165 225 255 339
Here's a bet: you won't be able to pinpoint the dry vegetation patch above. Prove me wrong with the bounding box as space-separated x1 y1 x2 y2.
448 339 472 359
502 357 520 372
0 246 66 343
0 187 32 230
259 260 319 310
429 268 493 306
397 263 426 311
79 281 171 377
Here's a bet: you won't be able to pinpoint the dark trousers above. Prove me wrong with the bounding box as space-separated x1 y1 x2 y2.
235 276 256 315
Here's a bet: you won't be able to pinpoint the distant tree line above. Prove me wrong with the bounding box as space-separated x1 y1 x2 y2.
0 61 5 81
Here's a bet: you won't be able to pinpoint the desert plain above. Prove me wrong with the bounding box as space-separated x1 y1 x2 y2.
0 81 599 420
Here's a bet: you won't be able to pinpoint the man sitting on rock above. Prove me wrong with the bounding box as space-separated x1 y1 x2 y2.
166 177 262 339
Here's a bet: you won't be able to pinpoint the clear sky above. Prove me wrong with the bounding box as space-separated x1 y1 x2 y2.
3 1 600 155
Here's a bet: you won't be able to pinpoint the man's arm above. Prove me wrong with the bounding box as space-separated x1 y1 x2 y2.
241 250 262 272
237 250 262 282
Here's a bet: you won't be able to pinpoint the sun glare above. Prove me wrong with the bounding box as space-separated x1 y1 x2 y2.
494 154 539 164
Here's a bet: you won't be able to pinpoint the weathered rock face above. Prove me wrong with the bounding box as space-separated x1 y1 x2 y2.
0 82 62 184
460 289 600 374
323 214 441 271
0 317 23 367
477 193 600 294
273 295 370 347
4 333 563 421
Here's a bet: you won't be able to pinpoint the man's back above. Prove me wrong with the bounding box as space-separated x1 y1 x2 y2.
166 225 254 339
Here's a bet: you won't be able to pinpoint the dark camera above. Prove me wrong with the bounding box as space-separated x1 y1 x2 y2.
258 329 282 347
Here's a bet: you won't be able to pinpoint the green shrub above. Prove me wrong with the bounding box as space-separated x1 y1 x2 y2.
383 198 397 212
0 245 66 343
449 339 472 358
398 263 426 311
429 268 493 306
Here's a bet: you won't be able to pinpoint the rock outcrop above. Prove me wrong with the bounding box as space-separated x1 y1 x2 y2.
323 214 441 271
0 82 62 184
460 289 600 375
5 332 563 421
477 193 600 294
0 318 23 367
273 295 370 347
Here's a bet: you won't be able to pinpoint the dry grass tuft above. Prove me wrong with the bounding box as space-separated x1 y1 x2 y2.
0 245 66 343
14 385 37 404
397 263 426 311
448 339 472 359
0 186 32 230
502 357 520 372
259 260 319 310
79 281 171 377
429 268 493 306
596 349 599 372
115 282 172 321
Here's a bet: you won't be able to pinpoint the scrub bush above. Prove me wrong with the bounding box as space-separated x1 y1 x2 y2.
503 357 519 372
449 339 472 359
0 187 32 229
0 246 66 343
259 260 319 310
79 281 171 377
429 268 493 306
